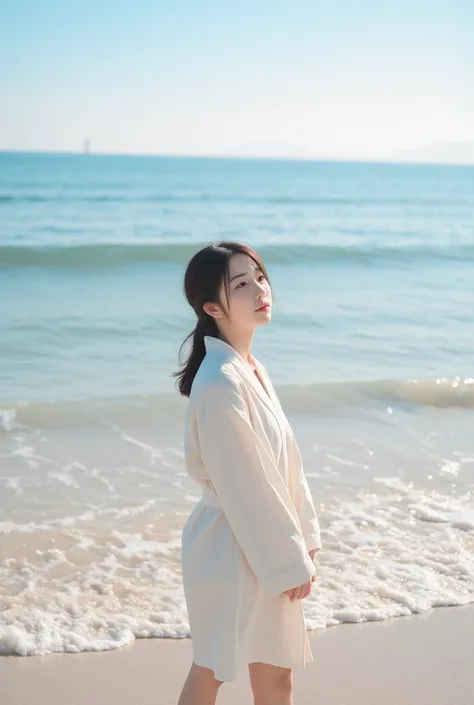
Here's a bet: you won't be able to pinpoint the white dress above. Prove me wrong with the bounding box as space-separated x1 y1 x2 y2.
181 335 322 682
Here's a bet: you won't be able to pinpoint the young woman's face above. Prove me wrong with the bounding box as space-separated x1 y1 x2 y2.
211 253 272 330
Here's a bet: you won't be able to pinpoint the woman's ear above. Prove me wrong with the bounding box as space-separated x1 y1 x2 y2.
203 302 223 319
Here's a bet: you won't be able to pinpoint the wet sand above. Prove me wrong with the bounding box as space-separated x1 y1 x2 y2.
2 604 473 704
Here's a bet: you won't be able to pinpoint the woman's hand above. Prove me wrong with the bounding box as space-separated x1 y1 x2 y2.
283 549 320 601
283 579 312 602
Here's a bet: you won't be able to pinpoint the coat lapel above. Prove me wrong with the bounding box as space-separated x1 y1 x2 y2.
204 335 297 498
252 358 290 429
204 336 281 429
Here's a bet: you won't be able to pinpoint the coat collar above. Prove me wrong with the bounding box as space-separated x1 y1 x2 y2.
204 335 280 422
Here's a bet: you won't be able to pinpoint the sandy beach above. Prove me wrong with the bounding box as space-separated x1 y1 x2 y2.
2 604 473 705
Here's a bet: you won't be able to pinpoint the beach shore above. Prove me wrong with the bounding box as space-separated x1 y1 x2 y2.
2 604 472 705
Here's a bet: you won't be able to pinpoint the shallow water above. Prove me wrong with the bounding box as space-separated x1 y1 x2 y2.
1 153 473 654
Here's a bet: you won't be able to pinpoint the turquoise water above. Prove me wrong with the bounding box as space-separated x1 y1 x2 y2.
1 152 473 402
0 152 473 655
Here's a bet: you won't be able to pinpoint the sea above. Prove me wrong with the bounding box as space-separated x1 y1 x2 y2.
0 151 473 656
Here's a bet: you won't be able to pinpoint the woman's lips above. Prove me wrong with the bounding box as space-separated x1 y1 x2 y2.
256 303 270 312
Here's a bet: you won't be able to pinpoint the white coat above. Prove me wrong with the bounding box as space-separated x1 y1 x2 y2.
181 335 322 682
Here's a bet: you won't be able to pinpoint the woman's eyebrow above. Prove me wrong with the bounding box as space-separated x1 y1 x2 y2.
229 272 247 282
229 267 263 283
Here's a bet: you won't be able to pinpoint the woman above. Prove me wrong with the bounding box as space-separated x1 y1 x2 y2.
176 242 322 705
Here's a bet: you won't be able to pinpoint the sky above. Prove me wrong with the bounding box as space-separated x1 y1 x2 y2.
1 0 473 161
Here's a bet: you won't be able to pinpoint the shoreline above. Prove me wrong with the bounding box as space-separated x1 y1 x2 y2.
2 603 473 704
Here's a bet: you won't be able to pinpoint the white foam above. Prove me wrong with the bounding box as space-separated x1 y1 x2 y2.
1 474 473 655
0 408 16 432
1 400 473 655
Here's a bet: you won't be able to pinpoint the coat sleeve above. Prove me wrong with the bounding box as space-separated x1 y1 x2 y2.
259 362 322 553
294 459 323 552
196 376 316 597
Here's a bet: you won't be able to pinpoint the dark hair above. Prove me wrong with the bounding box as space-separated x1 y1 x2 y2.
174 241 270 397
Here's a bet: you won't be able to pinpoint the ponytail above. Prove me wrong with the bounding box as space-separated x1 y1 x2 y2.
174 314 218 397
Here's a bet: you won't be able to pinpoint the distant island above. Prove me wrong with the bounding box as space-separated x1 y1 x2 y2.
391 141 474 165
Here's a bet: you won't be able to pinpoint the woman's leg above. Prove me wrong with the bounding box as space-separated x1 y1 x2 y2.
177 662 224 705
248 662 294 705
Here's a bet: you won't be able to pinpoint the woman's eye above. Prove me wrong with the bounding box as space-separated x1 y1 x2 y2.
235 275 265 289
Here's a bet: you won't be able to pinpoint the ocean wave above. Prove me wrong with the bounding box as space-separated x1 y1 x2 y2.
0 194 127 203
0 395 186 432
0 476 473 654
1 192 473 206
278 376 474 413
2 377 473 433
1 241 472 268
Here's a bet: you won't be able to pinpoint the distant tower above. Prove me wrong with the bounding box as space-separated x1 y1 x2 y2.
83 139 91 155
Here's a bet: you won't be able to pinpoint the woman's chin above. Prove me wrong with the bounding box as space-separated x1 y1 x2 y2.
255 312 272 326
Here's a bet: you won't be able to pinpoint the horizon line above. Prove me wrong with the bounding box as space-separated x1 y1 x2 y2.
1 148 474 169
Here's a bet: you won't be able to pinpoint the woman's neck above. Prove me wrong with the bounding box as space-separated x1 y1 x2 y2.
217 328 255 365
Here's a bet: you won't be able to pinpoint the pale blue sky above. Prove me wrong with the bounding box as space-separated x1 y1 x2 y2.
1 0 473 160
